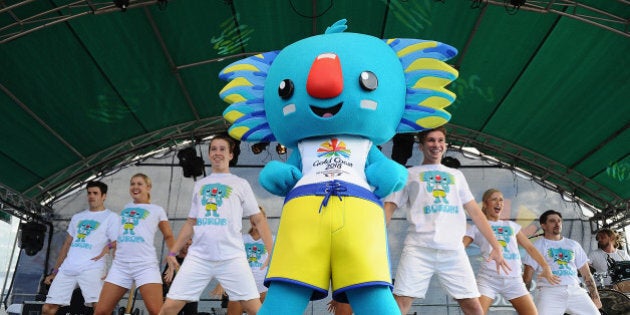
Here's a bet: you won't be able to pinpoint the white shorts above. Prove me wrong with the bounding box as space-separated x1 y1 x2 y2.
252 268 268 293
45 268 105 305
105 260 162 289
476 274 529 301
393 245 479 300
166 254 259 302
534 285 599 315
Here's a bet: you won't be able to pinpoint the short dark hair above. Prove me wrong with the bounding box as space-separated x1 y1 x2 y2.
210 133 236 153
417 126 447 144
86 181 108 194
539 209 562 225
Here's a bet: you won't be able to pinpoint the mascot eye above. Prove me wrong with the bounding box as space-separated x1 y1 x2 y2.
278 79 294 99
359 71 378 91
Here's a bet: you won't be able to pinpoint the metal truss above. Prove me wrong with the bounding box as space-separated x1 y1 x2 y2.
0 0 628 44
0 0 165 44
446 124 630 231
484 0 630 38
25 116 228 204
0 183 53 224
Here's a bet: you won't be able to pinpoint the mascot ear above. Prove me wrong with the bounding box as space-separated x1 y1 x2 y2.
384 38 459 133
219 51 279 142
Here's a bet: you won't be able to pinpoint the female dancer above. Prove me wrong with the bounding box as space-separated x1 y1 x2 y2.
94 173 175 315
463 188 560 314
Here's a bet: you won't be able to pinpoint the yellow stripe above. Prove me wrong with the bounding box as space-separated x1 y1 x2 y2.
223 94 247 104
419 95 455 109
222 63 260 73
411 77 453 89
223 110 244 123
396 41 437 58
417 116 449 129
228 126 249 140
405 58 457 74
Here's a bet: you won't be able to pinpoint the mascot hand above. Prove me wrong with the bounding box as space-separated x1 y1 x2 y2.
366 159 408 198
259 161 303 196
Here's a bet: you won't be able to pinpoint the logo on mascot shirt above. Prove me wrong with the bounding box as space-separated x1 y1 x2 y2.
317 138 350 158
313 138 353 178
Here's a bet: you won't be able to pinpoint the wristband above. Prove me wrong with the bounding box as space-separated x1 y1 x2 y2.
168 252 177 257
51 268 58 275
107 243 113 249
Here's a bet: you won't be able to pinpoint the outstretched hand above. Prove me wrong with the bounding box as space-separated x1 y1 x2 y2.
488 248 511 275
538 266 561 285
163 255 180 284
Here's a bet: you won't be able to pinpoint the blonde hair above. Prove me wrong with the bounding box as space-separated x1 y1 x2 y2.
131 173 152 202
481 188 502 216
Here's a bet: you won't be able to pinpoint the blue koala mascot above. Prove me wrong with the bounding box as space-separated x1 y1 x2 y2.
220 19 458 314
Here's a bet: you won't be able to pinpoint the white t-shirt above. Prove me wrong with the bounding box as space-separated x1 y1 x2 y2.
588 248 630 285
243 233 274 283
523 237 588 287
385 164 474 250
116 203 168 264
295 136 371 189
61 209 119 273
187 173 260 261
466 220 523 278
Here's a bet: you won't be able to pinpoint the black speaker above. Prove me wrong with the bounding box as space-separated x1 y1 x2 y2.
177 147 204 178
19 222 47 256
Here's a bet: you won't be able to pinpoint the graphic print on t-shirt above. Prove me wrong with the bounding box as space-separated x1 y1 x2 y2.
73 219 100 248
548 247 576 276
200 183 232 217
421 170 453 204
245 242 266 268
120 207 149 235
420 170 458 215
493 225 513 251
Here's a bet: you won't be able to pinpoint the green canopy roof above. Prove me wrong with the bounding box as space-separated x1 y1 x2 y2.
1 0 628 226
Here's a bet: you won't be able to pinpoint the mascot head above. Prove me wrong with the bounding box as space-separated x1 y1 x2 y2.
220 19 458 148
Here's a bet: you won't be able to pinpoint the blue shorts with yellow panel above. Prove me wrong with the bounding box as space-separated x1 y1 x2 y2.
264 180 392 302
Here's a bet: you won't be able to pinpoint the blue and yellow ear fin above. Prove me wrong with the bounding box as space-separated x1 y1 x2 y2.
219 51 279 142
385 38 459 133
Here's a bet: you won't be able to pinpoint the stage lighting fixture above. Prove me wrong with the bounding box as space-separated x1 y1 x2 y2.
391 133 415 166
19 221 46 256
177 147 204 178
441 156 461 169
276 144 287 155
113 0 129 11
251 142 269 155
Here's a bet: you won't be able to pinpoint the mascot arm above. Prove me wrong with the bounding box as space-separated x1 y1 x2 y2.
365 145 408 198
259 151 303 197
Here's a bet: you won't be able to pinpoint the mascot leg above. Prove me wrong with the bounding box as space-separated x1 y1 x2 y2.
347 286 399 315
258 282 312 314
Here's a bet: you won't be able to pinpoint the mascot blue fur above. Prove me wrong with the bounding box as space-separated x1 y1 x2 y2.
219 19 458 314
